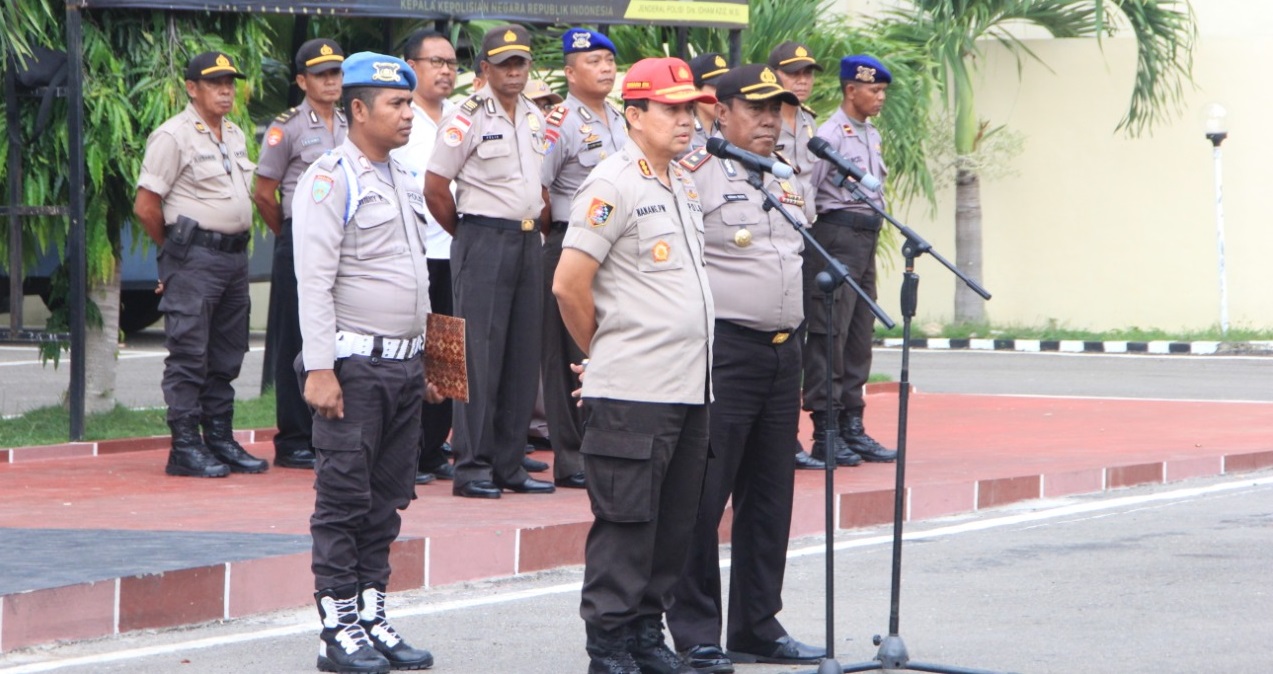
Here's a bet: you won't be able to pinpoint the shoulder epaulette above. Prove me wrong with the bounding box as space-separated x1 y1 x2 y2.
460 95 482 116
678 146 712 172
800 104 817 118
546 104 568 127
312 149 343 172
274 106 299 124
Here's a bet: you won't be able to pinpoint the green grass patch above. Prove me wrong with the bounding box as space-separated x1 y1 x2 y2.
876 322 1273 342
0 388 277 448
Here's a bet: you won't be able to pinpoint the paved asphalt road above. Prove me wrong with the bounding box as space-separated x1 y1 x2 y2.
3 331 1271 418
2 472 1269 673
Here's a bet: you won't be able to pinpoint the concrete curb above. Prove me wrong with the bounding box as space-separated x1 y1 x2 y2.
875 338 1273 356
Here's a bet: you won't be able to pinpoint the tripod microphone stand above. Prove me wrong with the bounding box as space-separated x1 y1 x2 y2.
745 170 895 674
801 169 1007 674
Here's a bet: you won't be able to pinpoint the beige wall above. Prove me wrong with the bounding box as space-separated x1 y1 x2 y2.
833 2 1273 331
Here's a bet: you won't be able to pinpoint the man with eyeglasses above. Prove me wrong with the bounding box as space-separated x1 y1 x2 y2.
538 27 626 492
392 29 459 487
134 51 267 479
425 24 554 500
253 38 348 472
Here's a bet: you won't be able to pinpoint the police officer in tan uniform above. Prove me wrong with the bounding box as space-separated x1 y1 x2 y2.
134 51 267 478
804 54 899 466
253 38 347 470
292 52 435 673
540 27 627 490
554 56 715 674
686 52 729 151
425 24 554 499
668 64 826 673
767 42 823 198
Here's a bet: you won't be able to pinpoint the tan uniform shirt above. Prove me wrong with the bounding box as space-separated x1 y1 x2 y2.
811 108 888 214
689 112 716 153
293 138 431 370
427 86 547 220
776 105 820 199
541 94 627 223
563 140 714 405
679 150 805 332
137 103 254 234
255 99 347 220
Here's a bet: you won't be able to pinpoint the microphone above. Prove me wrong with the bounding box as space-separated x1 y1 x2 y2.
705 137 794 179
807 137 882 192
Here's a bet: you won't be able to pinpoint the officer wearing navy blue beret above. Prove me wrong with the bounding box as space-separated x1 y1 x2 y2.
802 53 899 468
540 27 627 492
292 51 437 674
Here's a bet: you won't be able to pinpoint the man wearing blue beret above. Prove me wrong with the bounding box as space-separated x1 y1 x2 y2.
292 51 437 673
540 27 628 492
802 54 899 469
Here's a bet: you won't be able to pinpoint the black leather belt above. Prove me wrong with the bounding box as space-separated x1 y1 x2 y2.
462 214 539 233
190 228 250 253
549 220 569 233
715 319 799 346
817 209 882 232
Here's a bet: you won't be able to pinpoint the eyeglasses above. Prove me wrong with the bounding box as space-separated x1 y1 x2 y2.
411 56 459 70
217 141 231 175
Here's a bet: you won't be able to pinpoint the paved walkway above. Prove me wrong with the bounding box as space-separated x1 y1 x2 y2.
1 389 1271 653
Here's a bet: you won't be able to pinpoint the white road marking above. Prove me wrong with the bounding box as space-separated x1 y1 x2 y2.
3 474 1270 672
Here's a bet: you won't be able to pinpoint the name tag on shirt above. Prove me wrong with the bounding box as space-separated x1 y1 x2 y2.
723 194 748 202
635 204 667 217
482 134 503 141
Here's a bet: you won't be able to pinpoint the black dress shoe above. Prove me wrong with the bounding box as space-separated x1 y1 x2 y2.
554 472 587 489
454 480 501 499
682 644 734 673
527 436 553 452
427 462 456 480
439 441 453 457
793 450 826 471
414 471 437 485
523 456 549 473
496 477 556 494
726 635 825 665
274 448 316 469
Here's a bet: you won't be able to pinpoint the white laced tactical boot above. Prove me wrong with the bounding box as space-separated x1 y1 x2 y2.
315 584 390 673
357 582 434 670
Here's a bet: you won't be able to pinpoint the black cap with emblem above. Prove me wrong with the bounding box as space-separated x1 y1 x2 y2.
713 64 799 106
185 51 247 81
688 52 730 88
295 38 345 74
766 41 823 74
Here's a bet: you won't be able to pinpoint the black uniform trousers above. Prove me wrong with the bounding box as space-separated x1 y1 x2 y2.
801 218 879 415
667 326 801 651
541 227 586 480
158 241 249 422
418 257 453 472
264 219 312 455
304 354 423 590
580 398 710 632
449 221 542 488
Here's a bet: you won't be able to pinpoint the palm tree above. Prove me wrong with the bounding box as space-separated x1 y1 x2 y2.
879 0 1196 323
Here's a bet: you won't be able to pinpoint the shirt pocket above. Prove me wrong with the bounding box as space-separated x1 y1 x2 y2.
235 156 256 175
718 201 764 255
300 147 327 165
191 158 233 198
353 195 406 260
475 138 512 160
636 216 684 273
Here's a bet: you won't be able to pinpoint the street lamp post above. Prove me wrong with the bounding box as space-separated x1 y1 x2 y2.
1204 103 1229 336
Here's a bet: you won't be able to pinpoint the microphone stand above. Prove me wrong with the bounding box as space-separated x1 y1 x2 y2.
745 170 895 674
814 174 1008 674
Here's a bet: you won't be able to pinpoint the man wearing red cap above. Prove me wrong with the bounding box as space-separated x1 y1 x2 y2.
553 57 716 674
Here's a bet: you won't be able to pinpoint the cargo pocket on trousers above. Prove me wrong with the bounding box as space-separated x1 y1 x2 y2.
580 428 655 523
311 416 362 452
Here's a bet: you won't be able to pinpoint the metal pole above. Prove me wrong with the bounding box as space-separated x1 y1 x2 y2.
66 6 88 440
1207 133 1228 335
6 54 23 332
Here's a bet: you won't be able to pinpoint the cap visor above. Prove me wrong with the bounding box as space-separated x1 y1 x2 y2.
650 87 716 104
485 47 532 64
304 60 343 74
743 89 799 106
777 61 823 74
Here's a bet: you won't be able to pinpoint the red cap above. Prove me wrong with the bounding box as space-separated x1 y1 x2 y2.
622 57 717 104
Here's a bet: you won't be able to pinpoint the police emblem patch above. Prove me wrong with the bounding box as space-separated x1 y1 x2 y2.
312 175 334 203
443 127 464 146
652 240 671 263
372 62 402 83
266 127 284 147
572 32 592 50
587 197 614 227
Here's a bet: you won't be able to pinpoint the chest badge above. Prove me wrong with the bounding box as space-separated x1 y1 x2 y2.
652 240 671 263
734 228 753 248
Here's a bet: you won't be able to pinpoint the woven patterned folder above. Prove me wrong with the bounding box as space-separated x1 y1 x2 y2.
425 313 468 402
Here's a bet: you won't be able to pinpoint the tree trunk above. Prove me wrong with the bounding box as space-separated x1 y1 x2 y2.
82 265 120 414
954 166 986 324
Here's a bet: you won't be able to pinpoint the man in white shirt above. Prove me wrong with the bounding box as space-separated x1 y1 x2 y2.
392 29 458 485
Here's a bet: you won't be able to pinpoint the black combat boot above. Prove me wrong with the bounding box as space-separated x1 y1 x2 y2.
808 411 862 467
630 616 692 674
316 585 391 674
357 582 434 670
201 414 269 473
165 416 230 478
840 413 898 462
586 622 640 674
